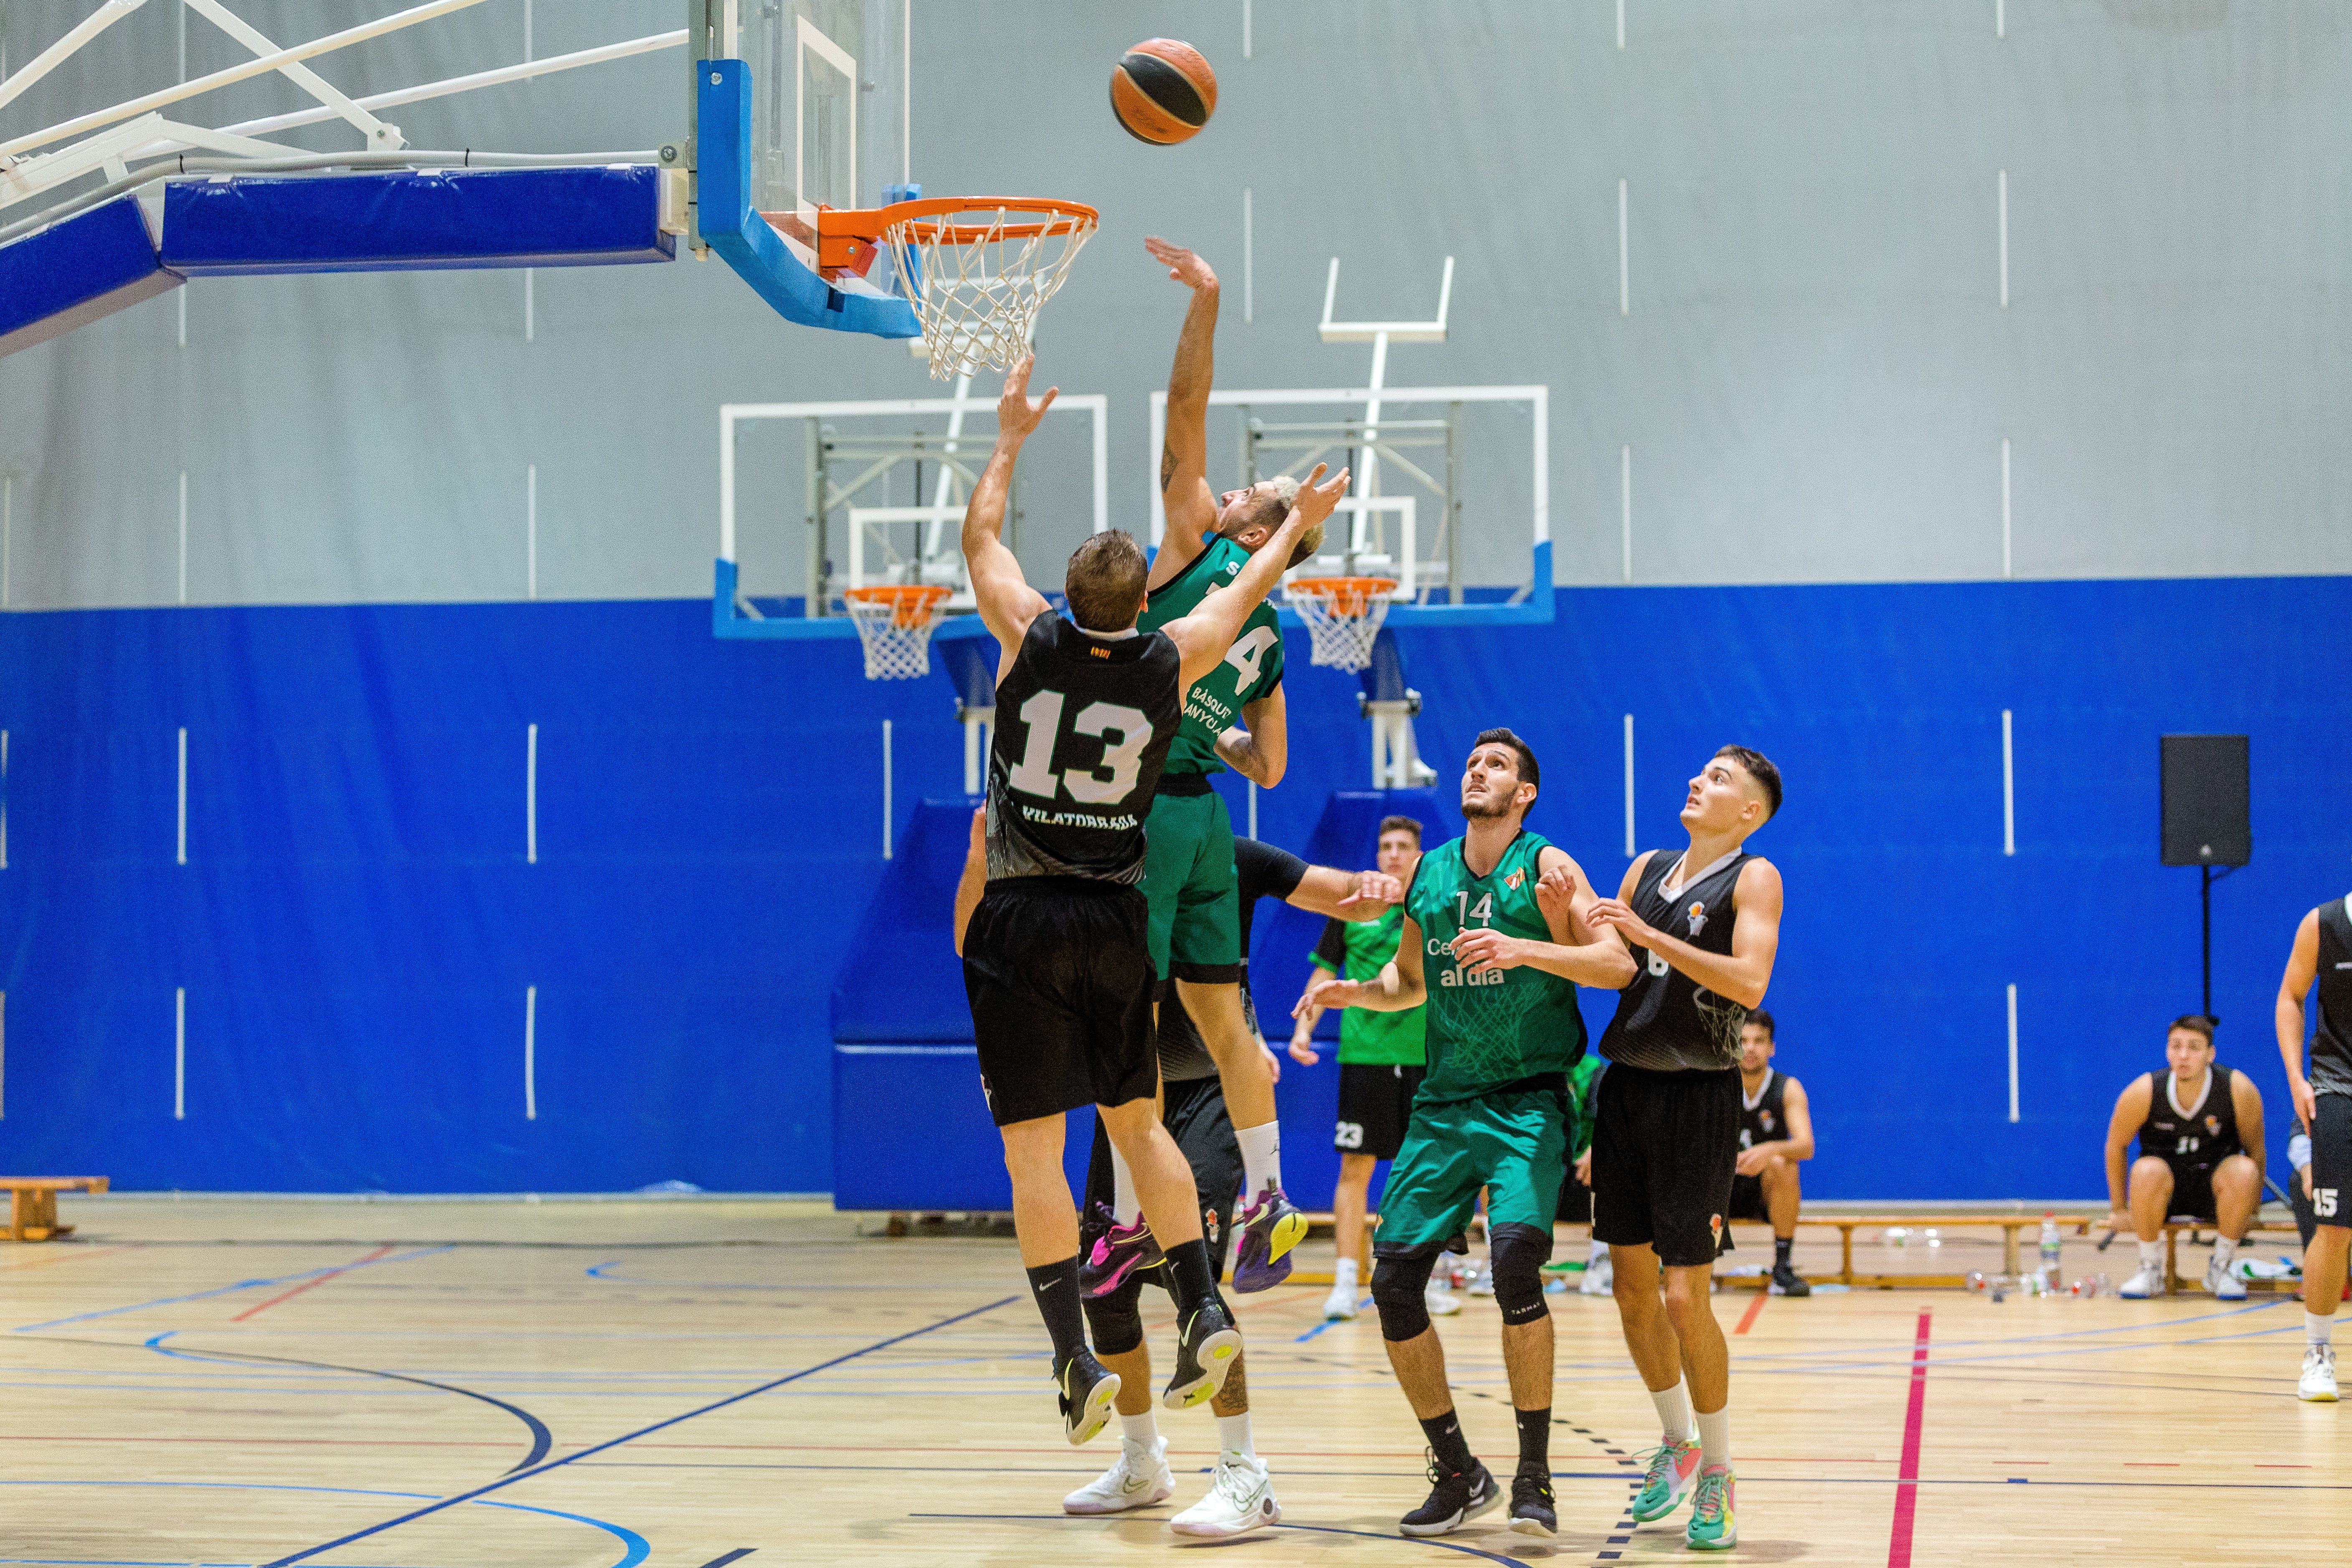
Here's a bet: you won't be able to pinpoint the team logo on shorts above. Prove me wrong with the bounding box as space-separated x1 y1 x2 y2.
1686 901 1708 936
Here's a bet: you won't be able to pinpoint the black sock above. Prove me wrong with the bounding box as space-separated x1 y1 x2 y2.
1774 1236 1794 1268
1025 1258 1087 1370
1164 1238 1219 1316
1420 1410 1477 1476
1515 1407 1552 1472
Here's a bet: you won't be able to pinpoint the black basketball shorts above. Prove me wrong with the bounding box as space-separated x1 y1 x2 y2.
1335 1062 1425 1160
1082 1073 1243 1284
1591 1062 1741 1268
1726 1172 1768 1222
962 877 1157 1127
2310 1091 2352 1231
2159 1160 2220 1224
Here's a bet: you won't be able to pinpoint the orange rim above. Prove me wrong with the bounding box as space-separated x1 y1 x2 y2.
846 584 951 629
791 196 1099 273
1289 576 1397 617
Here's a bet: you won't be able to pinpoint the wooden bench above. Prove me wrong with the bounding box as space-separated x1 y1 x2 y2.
0 1177 108 1242
1710 1212 2306 1293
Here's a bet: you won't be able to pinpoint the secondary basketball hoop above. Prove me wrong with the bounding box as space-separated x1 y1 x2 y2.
1287 576 1397 672
802 197 1099 380
844 584 951 680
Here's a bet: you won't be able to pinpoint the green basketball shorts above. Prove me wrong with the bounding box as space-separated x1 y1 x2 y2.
1371 1088 1568 1256
1142 784 1240 984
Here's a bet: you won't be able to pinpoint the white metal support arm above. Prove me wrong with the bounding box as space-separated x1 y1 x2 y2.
180 0 404 150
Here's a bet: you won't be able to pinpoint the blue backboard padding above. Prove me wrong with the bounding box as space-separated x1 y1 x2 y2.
712 557 993 642
695 58 919 338
831 798 984 1042
832 1047 1090 1210
161 166 673 275
0 197 180 360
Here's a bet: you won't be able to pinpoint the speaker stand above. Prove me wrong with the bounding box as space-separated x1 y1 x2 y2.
2199 863 2240 1022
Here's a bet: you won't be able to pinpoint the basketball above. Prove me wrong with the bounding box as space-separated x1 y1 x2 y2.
1111 39 1217 145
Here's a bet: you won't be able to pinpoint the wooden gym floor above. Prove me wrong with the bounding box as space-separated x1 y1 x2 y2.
0 1198 2337 1566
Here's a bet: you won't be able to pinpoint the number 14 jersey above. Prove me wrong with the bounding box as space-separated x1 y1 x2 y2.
1406 831 1588 1105
986 614 1182 884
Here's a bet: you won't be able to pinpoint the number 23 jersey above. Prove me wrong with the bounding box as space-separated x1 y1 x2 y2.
986 614 1182 884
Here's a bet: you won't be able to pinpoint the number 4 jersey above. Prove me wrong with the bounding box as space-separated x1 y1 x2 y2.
986 614 1182 884
1137 534 1284 776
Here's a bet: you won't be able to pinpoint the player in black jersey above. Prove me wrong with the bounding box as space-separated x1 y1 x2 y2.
1729 1011 1815 1297
2278 891 2352 1401
2100 1015 2265 1300
957 355 1347 1446
1586 745 1785 1553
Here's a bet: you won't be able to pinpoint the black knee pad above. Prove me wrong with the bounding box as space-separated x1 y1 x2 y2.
1370 1251 1438 1342
1082 1276 1145 1357
1489 1222 1553 1325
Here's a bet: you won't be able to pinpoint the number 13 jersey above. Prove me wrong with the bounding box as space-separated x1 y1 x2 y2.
986 614 1182 884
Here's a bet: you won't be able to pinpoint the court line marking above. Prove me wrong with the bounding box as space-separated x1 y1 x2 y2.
260 1295 1016 1568
1724 1297 2289 1362
693 1551 757 1568
910 1513 1534 1563
11 1245 452 1332
1885 1309 1931 1568
229 1245 394 1321
136 1330 556 1473
1733 1293 1766 1335
1294 1295 1372 1340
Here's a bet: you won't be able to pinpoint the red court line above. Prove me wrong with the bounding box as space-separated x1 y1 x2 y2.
1886 1310 1932 1568
228 1246 393 1322
1734 1293 1768 1335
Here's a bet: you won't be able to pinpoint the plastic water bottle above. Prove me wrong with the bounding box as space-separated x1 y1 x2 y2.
2039 1213 2063 1288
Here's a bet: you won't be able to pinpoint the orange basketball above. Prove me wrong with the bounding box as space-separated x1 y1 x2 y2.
1111 39 1217 145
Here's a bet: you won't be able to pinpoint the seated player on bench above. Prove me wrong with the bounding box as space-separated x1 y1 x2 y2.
1725 1010 1813 1297
2103 1014 2266 1299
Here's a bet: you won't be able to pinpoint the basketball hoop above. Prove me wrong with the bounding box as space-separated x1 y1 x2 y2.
807 197 1099 380
843 584 952 680
1286 576 1398 672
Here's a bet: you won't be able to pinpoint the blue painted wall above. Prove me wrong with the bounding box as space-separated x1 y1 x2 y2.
3 578 2347 1197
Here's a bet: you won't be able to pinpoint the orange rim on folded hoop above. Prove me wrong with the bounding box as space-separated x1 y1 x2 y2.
1286 576 1398 673
777 197 1101 381
843 584 953 680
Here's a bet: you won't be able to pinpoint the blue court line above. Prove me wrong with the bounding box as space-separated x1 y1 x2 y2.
910 1514 1534 1564
0 1480 646 1568
141 1331 556 1472
1293 1296 1375 1340
260 1295 1015 1568
12 1246 452 1332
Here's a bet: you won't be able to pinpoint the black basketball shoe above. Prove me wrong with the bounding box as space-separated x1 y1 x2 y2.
1508 1467 1558 1536
1056 1348 1121 1446
1768 1261 1812 1297
1160 1293 1242 1410
1399 1454 1500 1538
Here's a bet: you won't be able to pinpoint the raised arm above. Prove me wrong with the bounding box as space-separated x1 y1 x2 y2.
1589 855 1783 1009
2104 1074 2153 1231
1216 687 1288 789
961 357 1056 672
1450 846 1638 990
1146 237 1220 582
1297 912 1428 1017
1284 862 1405 921
1164 463 1349 689
2277 908 2322 1130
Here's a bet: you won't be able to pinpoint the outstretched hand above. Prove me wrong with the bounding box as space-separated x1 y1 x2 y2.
1294 976 1360 1018
1144 235 1217 291
1286 462 1351 531
1339 870 1405 909
995 355 1058 442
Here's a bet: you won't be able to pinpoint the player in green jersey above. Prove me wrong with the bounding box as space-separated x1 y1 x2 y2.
1300 730 1635 1540
1087 235 1336 1300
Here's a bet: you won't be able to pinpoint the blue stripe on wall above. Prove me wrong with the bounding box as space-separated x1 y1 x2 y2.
1 579 2346 1196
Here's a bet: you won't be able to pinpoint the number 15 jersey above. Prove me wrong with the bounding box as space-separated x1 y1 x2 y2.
986 614 1182 884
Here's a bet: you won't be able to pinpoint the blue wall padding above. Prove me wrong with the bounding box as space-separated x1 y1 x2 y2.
831 797 982 1042
161 166 674 275
0 197 181 360
3 577 2351 1198
832 1047 1089 1211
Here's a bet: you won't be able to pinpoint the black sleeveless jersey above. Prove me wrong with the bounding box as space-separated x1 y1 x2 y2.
1597 848 1755 1073
1739 1068 1789 1152
2313 894 2352 1098
2136 1063 2243 1173
984 615 1182 884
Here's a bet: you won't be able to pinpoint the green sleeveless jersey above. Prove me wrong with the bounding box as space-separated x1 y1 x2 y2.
1137 535 1285 776
1312 905 1426 1066
1406 831 1588 1104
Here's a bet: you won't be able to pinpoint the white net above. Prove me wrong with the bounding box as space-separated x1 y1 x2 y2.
1287 578 1397 672
845 587 949 680
880 203 1096 380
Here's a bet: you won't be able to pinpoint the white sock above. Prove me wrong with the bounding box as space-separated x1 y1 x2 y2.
1120 1410 1160 1452
1110 1144 1140 1227
1216 1411 1256 1461
1333 1256 1360 1289
2137 1238 2164 1272
1236 1120 1283 1198
2213 1236 2238 1269
1650 1378 1695 1444
2309 1312 2335 1348
1588 1238 1610 1264
1694 1406 1730 1470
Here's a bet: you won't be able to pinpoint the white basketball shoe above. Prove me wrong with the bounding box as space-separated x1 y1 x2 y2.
1063 1436 1175 1515
1170 1451 1281 1538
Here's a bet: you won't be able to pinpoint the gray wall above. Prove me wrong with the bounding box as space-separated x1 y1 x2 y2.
3 0 2347 609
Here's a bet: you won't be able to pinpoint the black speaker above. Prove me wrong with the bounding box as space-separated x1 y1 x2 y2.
2160 734 2250 867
